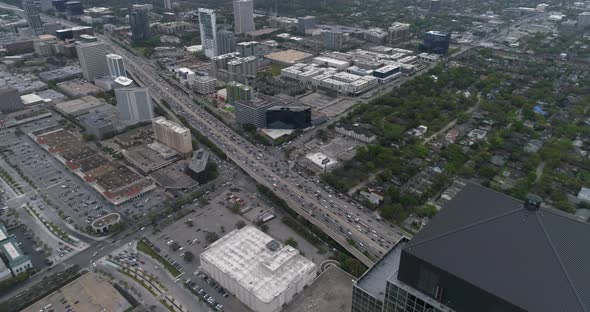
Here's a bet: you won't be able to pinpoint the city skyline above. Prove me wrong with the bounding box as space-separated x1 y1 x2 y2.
0 1 589 312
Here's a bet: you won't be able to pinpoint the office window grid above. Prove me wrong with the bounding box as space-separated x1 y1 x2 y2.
384 282 448 312
352 286 384 312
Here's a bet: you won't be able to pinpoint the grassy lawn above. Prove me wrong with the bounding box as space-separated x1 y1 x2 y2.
137 240 181 278
270 63 286 76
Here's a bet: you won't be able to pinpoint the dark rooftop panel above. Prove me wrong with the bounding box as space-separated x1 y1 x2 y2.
404 182 590 312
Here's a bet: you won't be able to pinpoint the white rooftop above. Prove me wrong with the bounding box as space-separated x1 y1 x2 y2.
2 241 20 260
237 41 258 46
374 63 401 74
106 53 123 60
579 187 590 201
114 76 133 86
313 56 350 67
262 128 294 140
153 116 189 134
201 226 316 303
20 93 48 105
305 152 337 168
185 45 202 53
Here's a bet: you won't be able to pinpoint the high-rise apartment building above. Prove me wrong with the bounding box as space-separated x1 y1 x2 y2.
216 30 236 56
22 0 43 35
388 22 410 45
210 53 257 82
0 87 25 114
115 88 153 123
129 6 151 42
297 16 316 35
226 81 253 104
351 182 590 312
323 30 344 51
152 116 192 158
76 42 109 82
236 41 258 57
233 0 255 34
106 54 126 78
198 8 217 58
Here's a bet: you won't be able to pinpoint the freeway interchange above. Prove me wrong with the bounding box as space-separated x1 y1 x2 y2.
101 37 406 266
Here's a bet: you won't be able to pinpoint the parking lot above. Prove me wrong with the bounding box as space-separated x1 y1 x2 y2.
140 182 331 312
0 119 168 231
10 225 51 270
144 195 253 312
0 128 118 229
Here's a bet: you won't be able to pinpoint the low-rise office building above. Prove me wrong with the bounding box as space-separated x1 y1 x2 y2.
266 106 311 129
190 75 217 94
334 123 377 143
123 142 177 174
0 238 32 277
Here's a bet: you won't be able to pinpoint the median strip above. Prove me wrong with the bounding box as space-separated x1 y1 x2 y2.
137 239 182 278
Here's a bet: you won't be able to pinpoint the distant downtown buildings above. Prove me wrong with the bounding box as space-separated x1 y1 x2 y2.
115 87 153 123
129 6 151 42
233 0 255 34
22 0 43 35
76 41 109 82
198 8 217 58
0 87 25 114
106 54 126 78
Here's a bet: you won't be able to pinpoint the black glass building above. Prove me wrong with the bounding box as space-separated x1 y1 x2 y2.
352 182 590 312
421 31 450 55
266 106 312 130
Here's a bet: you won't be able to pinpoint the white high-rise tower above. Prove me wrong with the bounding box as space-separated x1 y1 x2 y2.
198 8 217 58
106 54 127 78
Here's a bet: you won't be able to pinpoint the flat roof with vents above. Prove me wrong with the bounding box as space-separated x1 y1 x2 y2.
200 226 316 303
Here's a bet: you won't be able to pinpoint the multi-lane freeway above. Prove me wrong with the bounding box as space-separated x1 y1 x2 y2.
103 41 405 265
92 13 539 264
0 1 539 266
